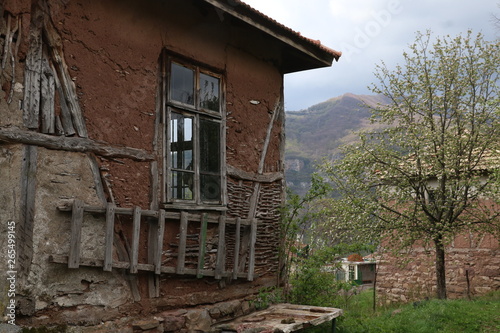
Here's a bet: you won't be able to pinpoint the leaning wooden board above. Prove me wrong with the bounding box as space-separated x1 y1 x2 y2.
214 303 343 333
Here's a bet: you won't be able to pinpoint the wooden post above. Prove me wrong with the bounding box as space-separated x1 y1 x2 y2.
247 218 258 281
155 209 166 275
130 206 141 274
103 202 115 272
215 215 226 279
176 211 188 274
197 213 208 278
232 217 241 280
68 199 84 268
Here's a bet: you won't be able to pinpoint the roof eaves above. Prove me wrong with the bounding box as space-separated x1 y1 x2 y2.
202 0 341 69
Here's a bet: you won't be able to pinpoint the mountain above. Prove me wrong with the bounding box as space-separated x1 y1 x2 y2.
285 93 390 195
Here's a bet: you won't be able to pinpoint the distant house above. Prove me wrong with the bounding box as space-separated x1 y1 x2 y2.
376 150 500 303
334 255 376 285
0 0 340 330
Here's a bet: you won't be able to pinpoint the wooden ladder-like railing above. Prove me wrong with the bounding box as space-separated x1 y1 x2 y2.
51 199 258 281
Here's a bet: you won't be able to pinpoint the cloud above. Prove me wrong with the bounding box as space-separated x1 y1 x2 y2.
243 0 499 110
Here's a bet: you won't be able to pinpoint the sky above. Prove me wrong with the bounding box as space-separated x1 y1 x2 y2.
243 0 500 111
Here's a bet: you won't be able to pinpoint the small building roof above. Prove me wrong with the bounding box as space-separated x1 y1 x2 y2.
203 0 341 73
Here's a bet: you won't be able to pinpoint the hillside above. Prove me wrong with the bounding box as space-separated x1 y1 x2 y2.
285 93 390 194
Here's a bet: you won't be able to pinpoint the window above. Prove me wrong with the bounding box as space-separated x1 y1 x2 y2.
163 55 224 206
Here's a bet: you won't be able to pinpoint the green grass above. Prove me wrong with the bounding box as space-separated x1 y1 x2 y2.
301 290 500 333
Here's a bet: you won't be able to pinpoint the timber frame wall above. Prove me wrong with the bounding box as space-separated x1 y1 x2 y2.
0 0 286 303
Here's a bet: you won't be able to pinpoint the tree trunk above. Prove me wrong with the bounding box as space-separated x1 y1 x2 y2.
434 239 447 299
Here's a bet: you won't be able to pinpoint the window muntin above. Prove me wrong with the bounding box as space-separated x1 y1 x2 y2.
165 58 224 205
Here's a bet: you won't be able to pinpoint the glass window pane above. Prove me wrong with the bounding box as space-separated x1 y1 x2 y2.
201 174 221 201
199 118 220 173
200 73 220 112
171 171 193 200
170 62 194 105
170 113 193 170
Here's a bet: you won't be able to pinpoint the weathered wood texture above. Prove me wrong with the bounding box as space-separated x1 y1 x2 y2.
0 126 155 161
56 201 258 280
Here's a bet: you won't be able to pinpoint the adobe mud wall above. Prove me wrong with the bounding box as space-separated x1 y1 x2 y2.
0 0 286 329
377 233 500 303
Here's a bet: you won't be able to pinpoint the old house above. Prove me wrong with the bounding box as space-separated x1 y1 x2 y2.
0 0 340 331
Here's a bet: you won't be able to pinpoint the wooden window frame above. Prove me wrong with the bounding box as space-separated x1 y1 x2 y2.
161 51 227 210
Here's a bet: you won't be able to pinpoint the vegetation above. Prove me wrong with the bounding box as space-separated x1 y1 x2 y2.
303 289 500 333
319 31 500 299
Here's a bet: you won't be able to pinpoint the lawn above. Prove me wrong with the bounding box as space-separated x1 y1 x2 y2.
303 289 500 333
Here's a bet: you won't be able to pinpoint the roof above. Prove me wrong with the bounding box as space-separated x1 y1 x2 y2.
202 0 341 73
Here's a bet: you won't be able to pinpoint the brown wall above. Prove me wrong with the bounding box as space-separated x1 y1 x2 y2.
377 233 500 303
0 0 286 329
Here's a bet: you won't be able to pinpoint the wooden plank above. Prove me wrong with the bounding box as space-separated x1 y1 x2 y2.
49 255 251 279
176 211 188 274
103 202 115 272
247 218 258 281
68 199 84 269
232 217 241 280
155 209 166 275
86 153 107 205
44 20 88 137
40 58 55 134
215 215 226 279
18 145 38 278
197 213 208 278
0 126 155 161
130 206 141 274
22 8 43 129
227 165 283 183
51 63 76 136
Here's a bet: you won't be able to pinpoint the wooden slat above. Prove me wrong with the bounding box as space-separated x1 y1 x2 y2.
215 215 226 279
52 63 76 136
68 199 84 268
130 206 141 274
40 59 55 134
197 213 208 278
177 211 188 274
103 202 115 272
50 254 250 279
247 218 258 281
232 217 241 280
155 209 166 275
22 8 43 129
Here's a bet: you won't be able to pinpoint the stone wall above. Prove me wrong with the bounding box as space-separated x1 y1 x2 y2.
376 233 500 303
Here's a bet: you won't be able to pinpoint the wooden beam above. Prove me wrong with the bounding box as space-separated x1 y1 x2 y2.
68 199 84 269
40 58 55 134
49 254 251 279
215 215 226 279
155 209 166 275
232 217 241 280
177 211 188 274
0 126 155 161
197 213 208 278
247 218 258 281
130 206 141 274
226 165 283 183
103 202 115 272
44 19 88 137
22 7 43 129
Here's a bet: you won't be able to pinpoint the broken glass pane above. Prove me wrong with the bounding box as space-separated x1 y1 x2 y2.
199 118 220 173
201 174 221 201
200 73 220 112
171 171 194 200
170 112 193 170
171 62 194 105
